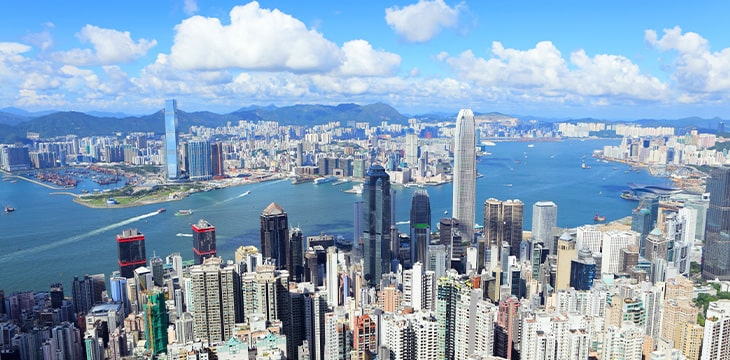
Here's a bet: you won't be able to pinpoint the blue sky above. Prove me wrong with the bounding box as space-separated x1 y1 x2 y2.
2 0 730 119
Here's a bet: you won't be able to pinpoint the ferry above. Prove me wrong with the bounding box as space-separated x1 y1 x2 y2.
620 191 640 201
175 209 193 216
344 183 363 194
313 176 338 185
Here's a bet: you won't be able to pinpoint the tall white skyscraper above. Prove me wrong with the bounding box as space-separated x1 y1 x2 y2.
164 99 180 181
532 201 558 252
405 130 419 169
452 109 476 243
601 230 637 274
576 225 603 255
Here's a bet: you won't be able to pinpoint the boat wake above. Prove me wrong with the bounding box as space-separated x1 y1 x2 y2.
176 233 193 237
0 211 160 262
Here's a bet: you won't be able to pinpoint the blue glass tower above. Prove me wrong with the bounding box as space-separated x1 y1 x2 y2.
363 164 392 287
187 139 212 181
702 166 730 280
410 189 431 267
570 247 596 290
164 99 180 181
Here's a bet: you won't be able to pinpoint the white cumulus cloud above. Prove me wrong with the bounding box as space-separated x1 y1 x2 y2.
385 0 463 43
0 42 32 54
54 25 156 66
646 26 730 93
339 40 401 76
443 40 667 105
169 1 343 72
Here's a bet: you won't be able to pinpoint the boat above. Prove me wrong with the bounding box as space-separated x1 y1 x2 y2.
332 178 351 186
581 161 591 169
481 141 496 146
620 191 640 201
157 208 166 213
527 144 535 148
4 205 15 213
313 176 338 185
594 214 606 222
175 209 193 216
344 183 363 194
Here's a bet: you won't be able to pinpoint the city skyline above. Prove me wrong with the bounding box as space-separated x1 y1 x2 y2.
1 1 730 120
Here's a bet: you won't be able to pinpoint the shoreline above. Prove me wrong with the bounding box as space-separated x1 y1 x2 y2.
4 168 285 209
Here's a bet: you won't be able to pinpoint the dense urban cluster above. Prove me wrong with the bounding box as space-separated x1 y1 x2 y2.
1 101 730 360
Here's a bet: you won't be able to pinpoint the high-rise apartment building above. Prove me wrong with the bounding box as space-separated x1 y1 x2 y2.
164 99 180 181
452 109 476 243
190 257 239 344
702 166 730 280
701 300 730 360
192 219 216 265
186 139 212 181
410 189 431 266
363 164 392 287
260 202 290 270
116 229 146 279
532 201 558 253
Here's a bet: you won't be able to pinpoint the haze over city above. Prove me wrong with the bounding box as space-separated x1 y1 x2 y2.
2 0 730 119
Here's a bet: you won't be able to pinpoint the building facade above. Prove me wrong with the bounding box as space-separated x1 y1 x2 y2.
452 109 476 243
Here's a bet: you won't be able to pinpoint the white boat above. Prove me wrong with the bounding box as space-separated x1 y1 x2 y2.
314 176 338 185
344 183 363 194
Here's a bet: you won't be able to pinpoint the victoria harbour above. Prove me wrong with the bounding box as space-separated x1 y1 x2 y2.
0 139 660 293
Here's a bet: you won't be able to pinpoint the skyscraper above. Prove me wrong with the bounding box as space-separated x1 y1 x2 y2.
570 247 596 290
192 219 216 265
363 164 392 287
260 202 290 270
186 139 212 181
210 141 224 177
483 198 524 259
702 166 730 280
164 99 180 181
116 229 146 279
410 189 431 267
531 201 557 253
405 130 418 168
452 109 476 243
289 227 304 282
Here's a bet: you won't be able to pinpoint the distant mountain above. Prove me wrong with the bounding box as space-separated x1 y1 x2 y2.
0 107 58 117
229 102 408 126
0 111 31 126
0 103 408 139
86 111 135 118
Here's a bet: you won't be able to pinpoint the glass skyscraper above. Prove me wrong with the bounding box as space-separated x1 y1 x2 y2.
363 164 392 287
164 99 180 181
702 166 730 280
532 201 557 253
410 189 431 267
187 139 212 181
260 202 290 270
452 109 476 243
